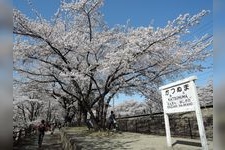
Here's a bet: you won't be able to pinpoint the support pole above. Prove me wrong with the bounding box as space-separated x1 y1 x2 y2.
164 113 172 147
190 80 208 150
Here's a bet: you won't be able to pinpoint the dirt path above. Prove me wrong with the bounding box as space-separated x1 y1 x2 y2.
107 132 213 150
14 127 213 150
13 130 62 150
62 127 213 150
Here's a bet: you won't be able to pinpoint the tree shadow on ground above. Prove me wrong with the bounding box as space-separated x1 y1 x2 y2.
69 132 140 150
172 140 202 147
40 143 62 150
13 132 62 150
13 135 37 150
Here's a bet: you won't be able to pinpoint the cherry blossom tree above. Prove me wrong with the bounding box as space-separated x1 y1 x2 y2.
13 0 212 129
110 100 149 117
113 79 213 118
13 80 63 130
197 80 213 106
13 82 44 128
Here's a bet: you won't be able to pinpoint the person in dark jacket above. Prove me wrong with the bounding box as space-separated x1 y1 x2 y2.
37 120 47 148
108 111 116 130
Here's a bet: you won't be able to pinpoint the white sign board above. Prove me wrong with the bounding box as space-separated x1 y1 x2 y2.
160 77 196 114
159 76 208 150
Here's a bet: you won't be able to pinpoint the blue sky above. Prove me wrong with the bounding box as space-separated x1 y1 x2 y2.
13 0 213 105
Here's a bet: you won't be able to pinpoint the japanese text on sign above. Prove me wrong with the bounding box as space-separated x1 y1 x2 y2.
160 79 196 114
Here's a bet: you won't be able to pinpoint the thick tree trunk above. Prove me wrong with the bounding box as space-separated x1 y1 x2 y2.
96 98 104 129
75 97 109 130
77 101 82 126
100 98 104 128
88 109 100 130
22 105 27 123
103 104 109 130
82 110 87 124
93 98 108 130
46 100 51 123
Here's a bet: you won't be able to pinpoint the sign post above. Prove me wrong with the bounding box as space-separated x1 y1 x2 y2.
190 80 208 150
164 113 172 147
159 76 208 150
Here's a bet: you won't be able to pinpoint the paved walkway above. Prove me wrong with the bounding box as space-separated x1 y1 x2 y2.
13 130 62 150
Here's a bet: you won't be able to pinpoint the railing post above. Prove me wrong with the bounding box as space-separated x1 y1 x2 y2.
188 118 193 139
135 120 138 132
126 120 128 131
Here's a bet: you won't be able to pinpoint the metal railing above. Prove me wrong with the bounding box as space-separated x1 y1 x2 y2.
116 105 213 140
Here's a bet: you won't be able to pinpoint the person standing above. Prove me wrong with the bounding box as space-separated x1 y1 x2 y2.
37 120 47 148
108 111 116 131
86 112 94 130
